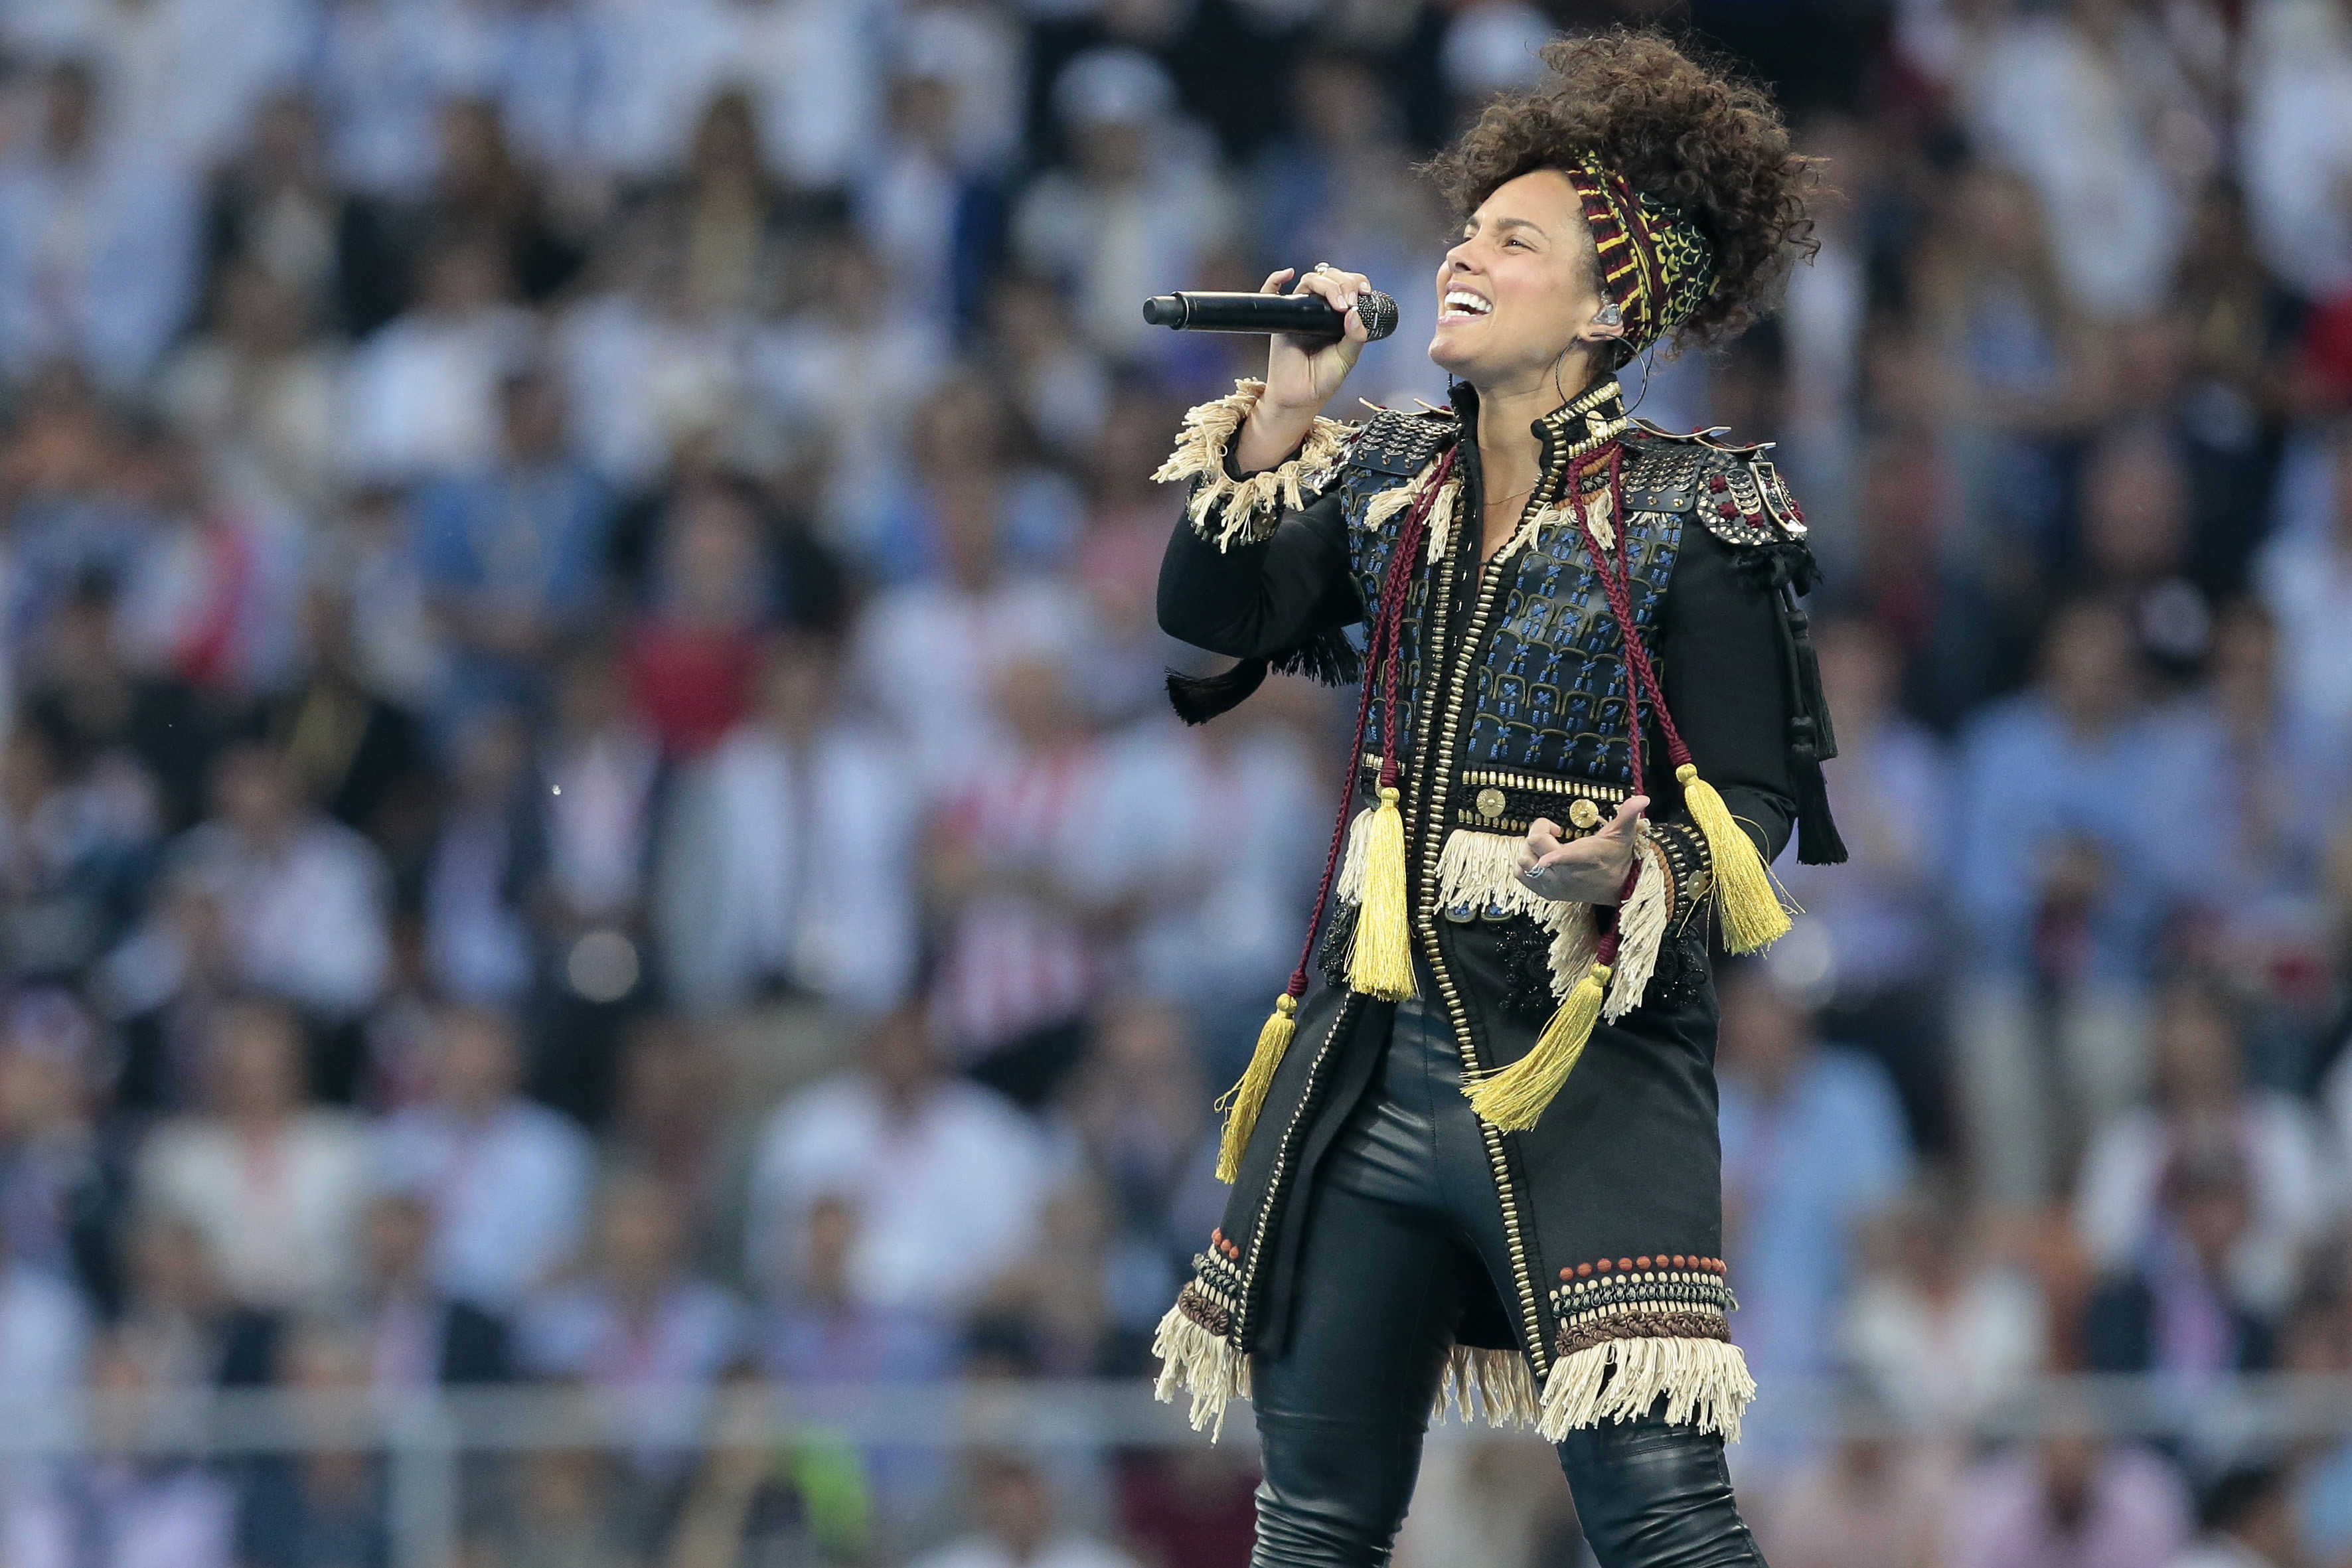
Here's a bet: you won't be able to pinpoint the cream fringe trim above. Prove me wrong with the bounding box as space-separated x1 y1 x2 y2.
1536 1336 1757 1443
1152 1304 1250 1441
1435 828 1581 931
1495 501 1567 566
1435 828 1676 1016
1154 1316 1546 1441
1603 838 1670 1021
1153 379 1355 550
1494 486 1614 569
1154 1318 1750 1444
1360 458 1463 567
1433 1344 1544 1429
1437 827 1615 1004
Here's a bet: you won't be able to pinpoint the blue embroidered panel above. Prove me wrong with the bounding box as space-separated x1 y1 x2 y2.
1338 463 1433 765
1329 410 1688 789
1467 507 1682 785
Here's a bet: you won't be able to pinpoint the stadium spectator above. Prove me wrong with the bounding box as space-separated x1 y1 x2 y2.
0 988 122 1309
411 366 617 721
135 998 369 1310
2082 1135 2280 1377
1842 1178 2049 1430
348 1188 512 1390
1773 614 1955 1149
337 230 536 482
1952 597 2175 1203
2173 1465 2299 1568
13 1334 239 1568
744 1003 1052 1320
518 1167 745 1472
372 1003 594 1311
1012 48 1236 364
198 89 404 341
2253 420 2352 765
655 631 920 1016
1754 1413 1958 1568
110 1213 277 1389
2076 980 2332 1320
233 1324 392 1568
169 743 391 1024
1946 1423 2191 1568
907 1450 1142 1568
0 60 200 386
1716 963 1914 1383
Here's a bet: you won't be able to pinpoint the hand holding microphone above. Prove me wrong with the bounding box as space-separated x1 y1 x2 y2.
1193 265 1383 474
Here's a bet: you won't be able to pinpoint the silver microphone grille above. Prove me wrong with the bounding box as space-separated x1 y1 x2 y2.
1356 291 1399 341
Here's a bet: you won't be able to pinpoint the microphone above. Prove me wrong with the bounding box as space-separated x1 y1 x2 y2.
1144 289 1399 341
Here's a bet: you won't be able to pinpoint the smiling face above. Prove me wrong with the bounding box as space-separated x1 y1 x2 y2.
1430 169 1615 390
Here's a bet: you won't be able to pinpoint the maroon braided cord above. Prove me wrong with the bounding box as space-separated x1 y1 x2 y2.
1568 442 1656 962
1281 447 1455 999
1369 447 1447 793
1573 442 1692 773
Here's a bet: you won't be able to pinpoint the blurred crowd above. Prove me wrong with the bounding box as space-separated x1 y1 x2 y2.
0 0 2345 1564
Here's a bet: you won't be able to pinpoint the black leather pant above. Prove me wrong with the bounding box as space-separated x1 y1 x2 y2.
1250 992 1766 1568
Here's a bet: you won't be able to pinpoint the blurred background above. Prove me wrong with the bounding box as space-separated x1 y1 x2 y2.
0 0 2345 1564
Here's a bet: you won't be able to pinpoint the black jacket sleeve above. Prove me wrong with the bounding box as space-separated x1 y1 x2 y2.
1155 485 1363 657
1652 525 1800 877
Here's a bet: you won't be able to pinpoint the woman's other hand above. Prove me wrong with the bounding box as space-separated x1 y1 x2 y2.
1516 796 1649 906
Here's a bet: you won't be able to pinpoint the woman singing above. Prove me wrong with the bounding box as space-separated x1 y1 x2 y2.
1148 31 1844 1568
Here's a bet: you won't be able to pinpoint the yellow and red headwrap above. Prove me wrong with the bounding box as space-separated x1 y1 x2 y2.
1564 151 1716 356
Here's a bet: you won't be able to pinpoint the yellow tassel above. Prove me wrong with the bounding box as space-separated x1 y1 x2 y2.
1346 786 1417 1000
1214 993 1297 1182
1466 961 1609 1130
1676 763 1791 953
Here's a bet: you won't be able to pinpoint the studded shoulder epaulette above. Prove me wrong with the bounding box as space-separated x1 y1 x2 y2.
1620 422 1806 547
1339 404 1459 480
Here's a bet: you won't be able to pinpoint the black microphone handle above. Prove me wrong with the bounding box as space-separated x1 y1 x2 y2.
1142 289 1399 342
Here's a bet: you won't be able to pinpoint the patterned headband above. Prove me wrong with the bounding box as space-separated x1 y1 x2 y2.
1564 151 1716 355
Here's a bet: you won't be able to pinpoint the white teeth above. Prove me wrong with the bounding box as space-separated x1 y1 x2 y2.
1441 290 1491 318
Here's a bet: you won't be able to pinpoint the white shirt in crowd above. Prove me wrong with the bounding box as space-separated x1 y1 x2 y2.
2253 459 2352 766
177 816 393 1020
1129 722 1322 1006
0 1261 90 1398
909 1536 1141 1568
849 574 1096 793
137 1109 372 1309
657 714 918 1014
518 1274 745 1464
1958 7 2191 317
2075 1094 2333 1315
2241 0 2352 299
374 1098 597 1309
1842 1265 2049 1431
580 0 883 187
0 144 200 388
337 301 538 482
745 1071 1054 1312
93 0 312 175
4 1464 237 1568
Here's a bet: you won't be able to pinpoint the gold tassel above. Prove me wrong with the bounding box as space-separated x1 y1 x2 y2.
1346 787 1417 999
1676 763 1791 953
1466 961 1609 1130
1214 993 1297 1182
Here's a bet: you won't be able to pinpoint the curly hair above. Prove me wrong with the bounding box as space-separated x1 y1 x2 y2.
1423 31 1818 353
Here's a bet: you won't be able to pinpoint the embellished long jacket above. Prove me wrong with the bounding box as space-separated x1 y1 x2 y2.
1148 374 1834 1444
